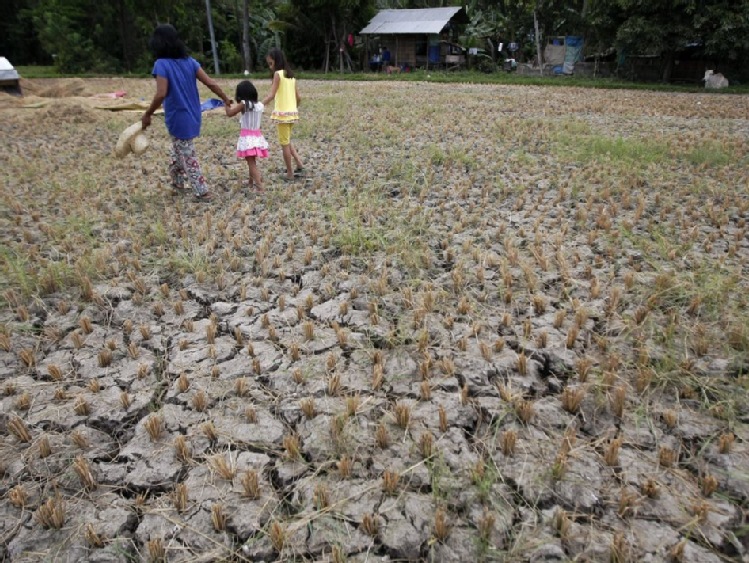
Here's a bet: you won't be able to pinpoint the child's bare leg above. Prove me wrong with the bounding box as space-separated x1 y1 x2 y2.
246 157 263 191
281 144 294 179
289 143 303 171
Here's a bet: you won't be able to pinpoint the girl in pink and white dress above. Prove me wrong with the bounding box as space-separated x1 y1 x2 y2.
225 80 269 191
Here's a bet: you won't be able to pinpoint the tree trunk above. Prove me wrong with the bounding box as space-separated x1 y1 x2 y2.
534 9 543 75
242 0 251 73
205 0 220 74
661 50 674 83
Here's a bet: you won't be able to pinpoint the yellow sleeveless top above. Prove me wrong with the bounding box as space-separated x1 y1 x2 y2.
270 70 299 123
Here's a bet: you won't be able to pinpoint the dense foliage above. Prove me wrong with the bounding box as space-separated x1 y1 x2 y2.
1 0 747 79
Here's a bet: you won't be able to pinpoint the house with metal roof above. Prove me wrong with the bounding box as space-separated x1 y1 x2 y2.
360 7 469 71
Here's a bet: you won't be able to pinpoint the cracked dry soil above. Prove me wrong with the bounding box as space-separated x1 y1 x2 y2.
1 77 749 562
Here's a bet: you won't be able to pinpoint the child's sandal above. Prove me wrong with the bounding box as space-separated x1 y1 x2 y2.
194 191 214 202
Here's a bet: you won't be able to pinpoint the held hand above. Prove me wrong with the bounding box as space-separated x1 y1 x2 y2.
141 113 151 130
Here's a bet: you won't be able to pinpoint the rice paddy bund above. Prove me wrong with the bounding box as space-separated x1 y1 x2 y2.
1 77 748 562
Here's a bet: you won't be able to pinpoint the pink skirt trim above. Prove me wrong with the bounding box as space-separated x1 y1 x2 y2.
237 148 269 158
240 129 264 137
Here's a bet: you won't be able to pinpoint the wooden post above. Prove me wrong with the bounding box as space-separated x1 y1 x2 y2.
534 9 543 76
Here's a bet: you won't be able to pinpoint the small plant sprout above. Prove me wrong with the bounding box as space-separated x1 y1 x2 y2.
292 368 304 384
174 435 191 462
127 342 139 359
314 483 330 510
9 484 28 508
478 508 496 543
610 532 629 563
71 332 84 349
211 504 227 531
144 414 164 442
662 409 678 429
283 434 302 460
659 446 677 468
235 377 249 397
383 470 400 495
561 386 586 413
566 325 579 349
147 538 165 562
394 401 411 429
610 385 627 418
605 437 622 466
522 318 532 339
635 367 652 394
192 390 208 412
420 380 432 401
210 454 236 480
718 432 734 454
338 455 353 478
438 404 448 432
289 341 300 361
202 421 218 442
245 406 257 423
419 431 434 458
19 349 35 368
241 470 260 499
553 309 566 329
327 373 341 396
173 483 188 513
79 316 93 334
514 399 534 424
303 321 314 341
211 365 221 379
517 352 528 375
501 429 517 456
701 474 718 496
375 423 390 449
73 455 97 490
433 506 450 542
346 393 361 417
234 326 244 347
71 429 89 449
15 392 31 411
618 487 637 518
73 395 90 416
300 398 316 419
38 434 52 458
269 521 286 553
640 478 660 498
35 494 66 529
206 323 216 344
139 324 151 340
362 513 379 537
47 364 64 381
553 508 571 539
372 363 384 391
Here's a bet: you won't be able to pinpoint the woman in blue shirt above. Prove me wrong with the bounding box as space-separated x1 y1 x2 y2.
142 24 231 202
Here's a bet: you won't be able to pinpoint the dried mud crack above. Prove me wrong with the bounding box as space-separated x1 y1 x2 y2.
1 78 748 562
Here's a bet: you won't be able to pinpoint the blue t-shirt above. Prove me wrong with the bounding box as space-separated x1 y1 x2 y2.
152 57 201 140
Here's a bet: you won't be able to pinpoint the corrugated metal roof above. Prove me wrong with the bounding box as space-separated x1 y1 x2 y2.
360 7 463 35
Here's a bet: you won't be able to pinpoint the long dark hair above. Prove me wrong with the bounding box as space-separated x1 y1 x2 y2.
148 24 188 59
267 47 294 79
235 80 258 112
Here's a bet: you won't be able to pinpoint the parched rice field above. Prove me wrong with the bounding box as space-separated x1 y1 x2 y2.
0 77 748 562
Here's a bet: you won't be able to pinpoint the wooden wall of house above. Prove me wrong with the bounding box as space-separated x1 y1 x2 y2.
381 35 417 66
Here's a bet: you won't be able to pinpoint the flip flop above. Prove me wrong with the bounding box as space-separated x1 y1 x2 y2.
279 175 295 183
194 191 213 202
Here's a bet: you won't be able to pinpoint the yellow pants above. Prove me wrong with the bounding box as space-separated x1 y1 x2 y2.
277 123 294 146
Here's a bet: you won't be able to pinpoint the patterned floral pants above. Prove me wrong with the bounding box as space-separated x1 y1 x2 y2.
169 137 208 196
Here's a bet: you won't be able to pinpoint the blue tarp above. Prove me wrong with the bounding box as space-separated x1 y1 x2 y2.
200 98 224 112
563 36 584 74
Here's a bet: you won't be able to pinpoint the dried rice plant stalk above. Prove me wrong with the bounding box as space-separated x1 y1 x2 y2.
35 494 66 529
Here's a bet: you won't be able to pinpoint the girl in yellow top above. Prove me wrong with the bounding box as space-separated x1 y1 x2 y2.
262 48 304 182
